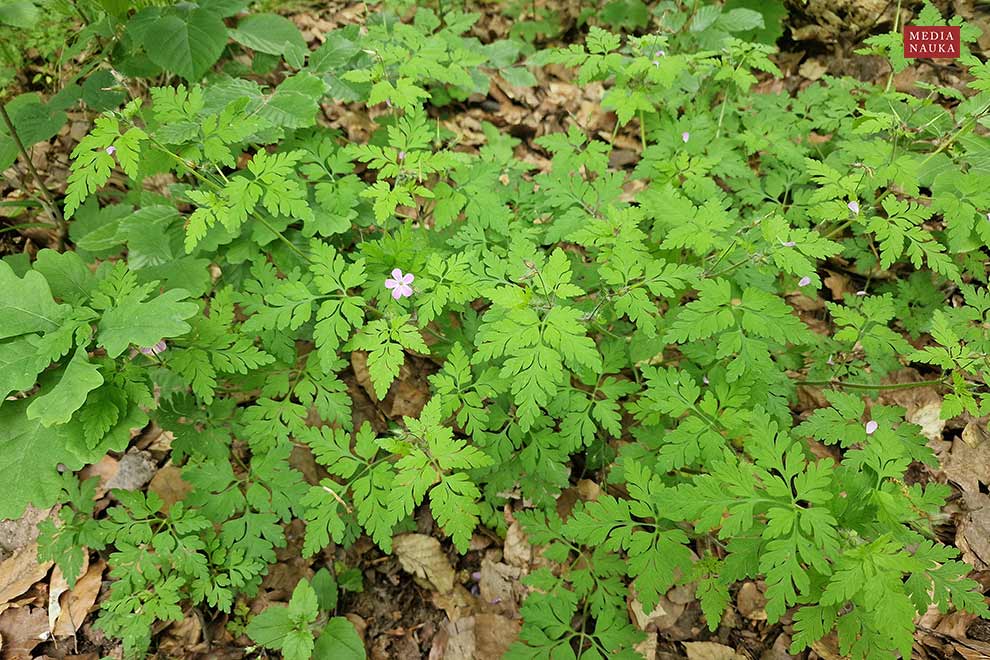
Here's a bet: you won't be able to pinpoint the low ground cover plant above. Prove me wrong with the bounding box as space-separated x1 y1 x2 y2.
2 0 990 658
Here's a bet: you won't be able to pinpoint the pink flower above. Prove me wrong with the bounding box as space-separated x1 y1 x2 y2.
782 241 796 247
139 340 167 356
397 151 406 161
385 268 414 300
655 50 665 57
798 276 812 287
865 420 878 435
848 200 860 215
105 145 116 156
681 132 690 143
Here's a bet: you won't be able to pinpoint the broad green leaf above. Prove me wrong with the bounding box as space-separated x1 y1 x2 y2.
229 13 306 56
0 335 46 404
0 400 86 519
0 260 69 340
142 8 228 81
27 348 104 427
98 289 199 357
33 249 94 303
314 618 366 659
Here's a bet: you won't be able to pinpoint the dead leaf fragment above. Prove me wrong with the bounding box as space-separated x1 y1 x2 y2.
392 534 455 594
48 553 88 636
502 521 532 568
0 605 48 658
683 641 746 660
147 464 192 513
52 560 104 637
0 544 52 610
737 581 767 621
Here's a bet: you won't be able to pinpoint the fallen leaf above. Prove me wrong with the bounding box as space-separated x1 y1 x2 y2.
0 606 48 657
478 559 523 616
52 559 104 637
502 521 532 568
0 544 52 610
147 464 192 513
48 553 88 636
736 581 767 621
683 641 746 660
629 593 683 631
908 401 945 443
392 534 455 593
798 59 828 81
634 632 658 660
473 613 520 659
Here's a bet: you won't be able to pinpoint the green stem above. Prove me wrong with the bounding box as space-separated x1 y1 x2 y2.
796 378 944 391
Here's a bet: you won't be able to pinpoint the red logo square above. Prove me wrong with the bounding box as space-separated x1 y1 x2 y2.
904 26 961 58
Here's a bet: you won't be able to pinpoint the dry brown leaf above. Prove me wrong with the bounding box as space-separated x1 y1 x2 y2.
147 464 192 513
392 534 455 594
634 632 658 660
48 553 88 636
502 521 532 568
52 559 104 637
430 585 475 622
0 544 52 609
958 497 990 568
629 594 683 631
736 581 767 621
908 401 946 445
943 424 990 508
0 605 48 658
474 613 520 659
683 641 746 660
78 456 119 499
478 559 523 616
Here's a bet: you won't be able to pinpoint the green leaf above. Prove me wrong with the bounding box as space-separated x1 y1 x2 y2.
142 8 228 81
230 13 306 56
246 579 319 660
98 288 199 358
26 348 104 427
0 260 69 340
314 617 366 659
0 93 66 170
0 335 47 404
0 400 86 519
33 249 95 304
0 1 38 28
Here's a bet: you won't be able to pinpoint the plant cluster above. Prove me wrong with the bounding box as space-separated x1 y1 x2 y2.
1 0 989 658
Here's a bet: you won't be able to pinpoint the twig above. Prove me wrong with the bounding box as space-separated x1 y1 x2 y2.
0 103 68 250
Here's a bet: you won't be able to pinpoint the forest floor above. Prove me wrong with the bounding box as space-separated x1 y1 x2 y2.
4 1 990 659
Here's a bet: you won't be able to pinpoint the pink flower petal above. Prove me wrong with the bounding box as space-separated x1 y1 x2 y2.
391 286 403 300
391 268 403 280
798 276 812 287
402 272 414 285
398 284 413 298
385 278 398 289
848 201 860 215
681 131 690 143
865 420 878 435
